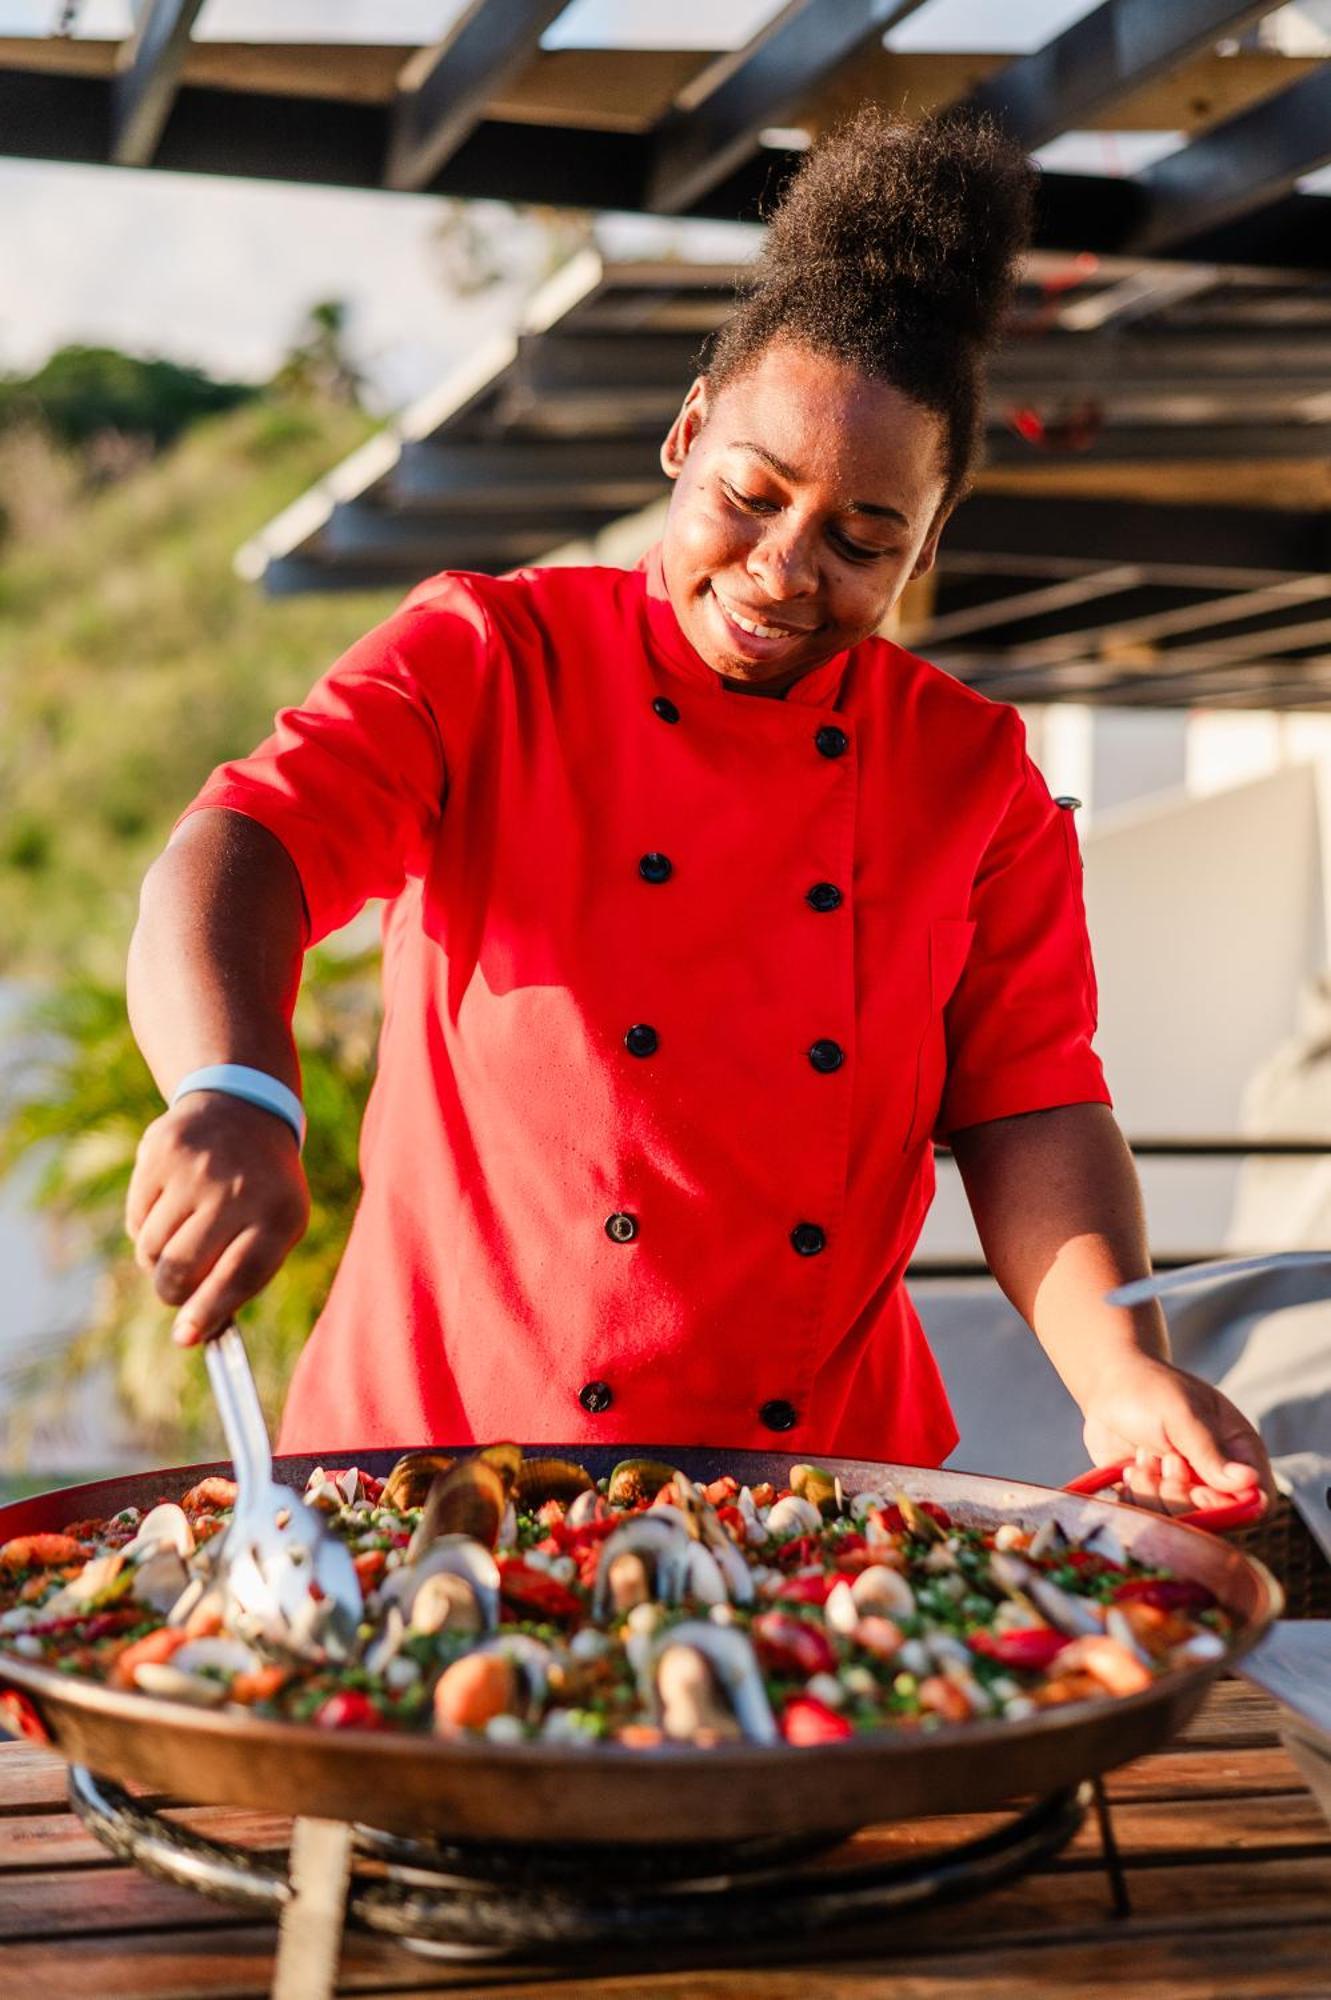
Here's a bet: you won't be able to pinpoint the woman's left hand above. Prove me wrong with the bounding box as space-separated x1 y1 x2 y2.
1080 1353 1275 1512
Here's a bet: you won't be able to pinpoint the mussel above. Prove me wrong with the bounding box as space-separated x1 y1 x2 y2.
790 1463 839 1517
408 1456 509 1557
645 1622 777 1745
515 1457 596 1508
380 1535 501 1632
989 1552 1105 1637
380 1451 456 1512
592 1516 693 1618
607 1458 680 1507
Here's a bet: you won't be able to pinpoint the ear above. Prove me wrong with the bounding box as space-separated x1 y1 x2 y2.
661 376 709 481
909 517 946 582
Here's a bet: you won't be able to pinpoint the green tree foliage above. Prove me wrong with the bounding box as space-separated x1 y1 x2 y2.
0 955 376 1450
0 345 256 455
0 363 402 1456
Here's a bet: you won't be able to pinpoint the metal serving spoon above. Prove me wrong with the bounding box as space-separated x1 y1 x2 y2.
1108 1250 1331 1316
203 1324 361 1659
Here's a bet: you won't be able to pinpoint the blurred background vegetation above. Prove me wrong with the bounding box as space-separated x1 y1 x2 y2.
0 300 402 1460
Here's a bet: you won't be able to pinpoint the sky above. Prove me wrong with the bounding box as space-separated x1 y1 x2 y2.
0 1 1325 405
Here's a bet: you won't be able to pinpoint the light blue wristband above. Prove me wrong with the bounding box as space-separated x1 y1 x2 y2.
171 1064 306 1150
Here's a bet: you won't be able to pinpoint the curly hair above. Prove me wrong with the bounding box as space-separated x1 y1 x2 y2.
707 108 1037 505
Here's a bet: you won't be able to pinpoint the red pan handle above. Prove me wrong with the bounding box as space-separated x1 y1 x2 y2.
1063 1457 1266 1534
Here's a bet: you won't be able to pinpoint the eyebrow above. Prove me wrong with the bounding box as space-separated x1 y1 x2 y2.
731 440 911 529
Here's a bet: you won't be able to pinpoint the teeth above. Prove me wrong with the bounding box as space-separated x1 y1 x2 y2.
717 598 791 641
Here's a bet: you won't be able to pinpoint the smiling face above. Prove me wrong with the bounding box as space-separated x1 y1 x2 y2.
658 340 950 693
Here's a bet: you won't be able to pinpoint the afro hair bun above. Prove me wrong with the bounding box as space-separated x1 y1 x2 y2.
755 106 1035 348
707 107 1038 501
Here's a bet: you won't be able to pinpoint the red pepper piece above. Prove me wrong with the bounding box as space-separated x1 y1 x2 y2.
752 1610 838 1678
360 1475 385 1504
866 1505 907 1536
547 1515 620 1555
781 1695 854 1745
1113 1577 1216 1612
497 1557 585 1625
716 1505 747 1539
770 1572 837 1607
921 1502 952 1530
353 1549 387 1590
1059 1548 1126 1576
773 1535 822 1570
968 1626 1070 1672
315 1689 386 1730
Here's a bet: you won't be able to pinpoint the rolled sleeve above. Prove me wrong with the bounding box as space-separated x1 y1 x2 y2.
936 730 1109 1139
177 581 491 944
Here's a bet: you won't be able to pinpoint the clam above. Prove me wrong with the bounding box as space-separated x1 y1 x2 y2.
764 1495 822 1539
380 1451 455 1512
1105 1606 1155 1667
851 1563 916 1620
380 1535 500 1631
682 1543 729 1606
1027 1518 1068 1561
122 1503 195 1562
515 1457 596 1508
408 1457 509 1557
607 1458 680 1508
736 1487 767 1547
364 1606 408 1676
592 1517 692 1619
645 1621 778 1745
133 1663 230 1707
302 1468 346 1513
565 1489 604 1529
68 1551 131 1607
699 1530 755 1606
130 1547 191 1616
174 1637 263 1676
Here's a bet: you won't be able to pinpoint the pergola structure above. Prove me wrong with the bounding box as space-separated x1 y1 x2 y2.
8 0 1331 705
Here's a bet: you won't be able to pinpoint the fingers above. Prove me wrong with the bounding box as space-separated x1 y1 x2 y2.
125 1116 169 1240
125 1097 310 1341
1165 1400 1270 1499
171 1227 276 1346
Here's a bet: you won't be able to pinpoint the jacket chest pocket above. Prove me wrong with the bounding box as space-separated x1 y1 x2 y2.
904 917 976 1152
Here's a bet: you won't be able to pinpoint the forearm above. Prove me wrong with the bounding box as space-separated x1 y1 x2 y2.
127 808 306 1097
949 1103 1168 1414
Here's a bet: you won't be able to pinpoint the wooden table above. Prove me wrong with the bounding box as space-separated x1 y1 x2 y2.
0 1679 1328 1999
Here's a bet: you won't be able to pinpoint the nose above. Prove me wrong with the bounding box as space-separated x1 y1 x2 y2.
747 519 818 602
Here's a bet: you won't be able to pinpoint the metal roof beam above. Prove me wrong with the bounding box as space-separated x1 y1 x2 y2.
644 0 928 216
984 419 1331 463
965 0 1277 153
1002 574 1331 668
111 0 206 166
1131 60 1331 255
394 438 664 514
945 492 1331 575
385 0 572 192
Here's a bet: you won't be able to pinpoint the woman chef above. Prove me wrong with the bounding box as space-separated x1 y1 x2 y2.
125 110 1270 1511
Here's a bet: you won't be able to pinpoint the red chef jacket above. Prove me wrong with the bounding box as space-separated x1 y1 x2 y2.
183 548 1108 1463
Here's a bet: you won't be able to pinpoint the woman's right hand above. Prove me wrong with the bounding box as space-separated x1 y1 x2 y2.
125 1094 310 1344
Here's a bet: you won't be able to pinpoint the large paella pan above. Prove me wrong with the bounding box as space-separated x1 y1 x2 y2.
0 1446 1281 1844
